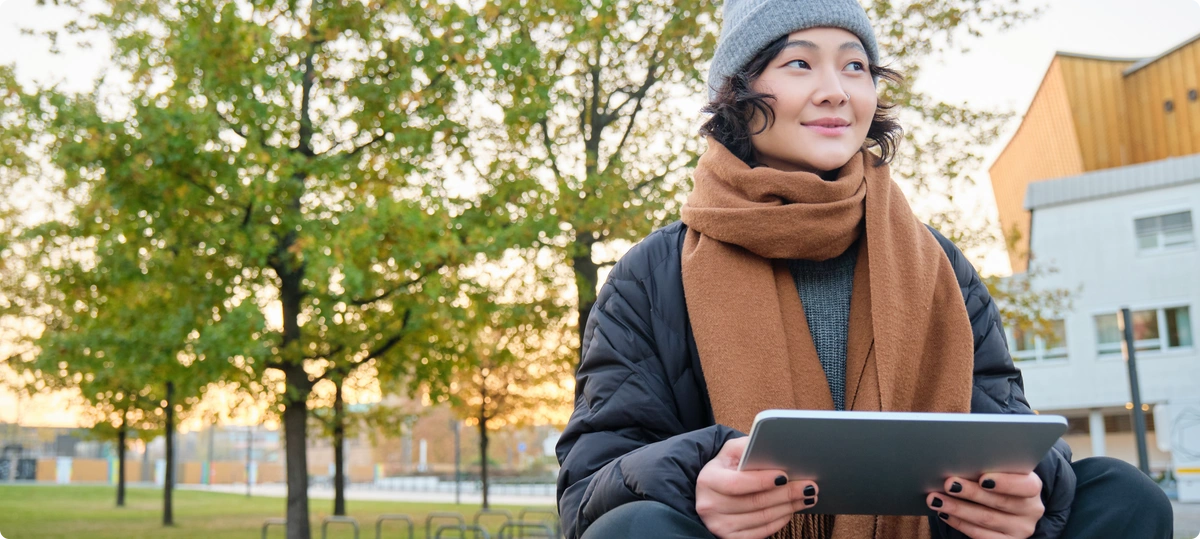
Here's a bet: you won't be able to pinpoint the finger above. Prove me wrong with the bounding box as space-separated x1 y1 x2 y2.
930 492 1028 537
704 465 793 497
978 472 1043 499
939 478 1031 516
713 480 819 515
725 507 799 539
935 510 1011 539
705 496 804 539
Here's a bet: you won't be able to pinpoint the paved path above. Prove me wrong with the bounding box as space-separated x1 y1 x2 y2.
1175 501 1200 538
181 483 556 507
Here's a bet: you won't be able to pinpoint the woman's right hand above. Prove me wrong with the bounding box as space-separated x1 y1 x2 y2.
695 436 818 539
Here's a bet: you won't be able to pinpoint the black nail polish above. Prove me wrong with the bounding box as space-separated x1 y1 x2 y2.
804 497 816 506
775 475 787 487
949 482 963 493
981 479 996 489
938 512 949 521
803 485 816 497
931 497 943 508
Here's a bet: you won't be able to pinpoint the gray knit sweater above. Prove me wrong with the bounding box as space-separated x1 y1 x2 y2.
786 245 858 411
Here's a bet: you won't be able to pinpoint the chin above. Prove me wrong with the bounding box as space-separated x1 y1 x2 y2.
797 153 858 174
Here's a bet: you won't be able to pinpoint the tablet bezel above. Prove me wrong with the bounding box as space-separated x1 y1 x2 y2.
736 410 1068 515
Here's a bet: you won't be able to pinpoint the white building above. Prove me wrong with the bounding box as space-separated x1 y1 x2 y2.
1018 153 1199 473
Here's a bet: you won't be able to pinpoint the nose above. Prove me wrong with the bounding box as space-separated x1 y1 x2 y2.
811 67 849 107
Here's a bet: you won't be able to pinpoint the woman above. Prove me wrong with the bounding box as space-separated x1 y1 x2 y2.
555 1 1174 538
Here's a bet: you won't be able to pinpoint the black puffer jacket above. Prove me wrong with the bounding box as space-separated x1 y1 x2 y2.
556 221 1076 539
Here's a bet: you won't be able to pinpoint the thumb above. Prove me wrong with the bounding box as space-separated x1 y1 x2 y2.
716 435 751 469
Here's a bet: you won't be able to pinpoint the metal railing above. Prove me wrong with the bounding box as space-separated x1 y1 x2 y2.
261 518 287 539
375 514 415 539
322 516 360 539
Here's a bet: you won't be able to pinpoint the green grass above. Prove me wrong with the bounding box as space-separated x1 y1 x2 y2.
0 484 554 538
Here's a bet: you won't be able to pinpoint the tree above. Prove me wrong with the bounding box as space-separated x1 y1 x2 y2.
474 0 1063 365
437 256 572 509
4 247 221 521
475 0 719 359
5 1 504 536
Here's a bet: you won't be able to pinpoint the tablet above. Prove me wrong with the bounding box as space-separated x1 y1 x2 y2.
737 410 1067 515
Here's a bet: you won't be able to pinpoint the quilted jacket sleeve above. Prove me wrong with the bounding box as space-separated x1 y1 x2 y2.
928 226 1076 539
555 232 741 539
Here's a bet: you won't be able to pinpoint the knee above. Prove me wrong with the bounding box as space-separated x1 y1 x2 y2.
609 500 680 520
581 501 688 539
1073 457 1173 520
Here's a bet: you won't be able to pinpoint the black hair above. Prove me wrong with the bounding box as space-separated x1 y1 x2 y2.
699 34 903 168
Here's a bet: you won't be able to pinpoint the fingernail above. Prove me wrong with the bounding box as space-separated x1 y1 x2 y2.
938 512 949 521
803 485 816 497
804 497 815 506
930 497 943 508
775 475 787 487
981 478 996 489
949 482 962 493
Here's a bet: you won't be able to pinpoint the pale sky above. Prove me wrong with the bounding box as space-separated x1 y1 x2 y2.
1 0 1198 427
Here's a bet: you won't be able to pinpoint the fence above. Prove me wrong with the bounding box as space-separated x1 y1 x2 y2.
370 476 556 498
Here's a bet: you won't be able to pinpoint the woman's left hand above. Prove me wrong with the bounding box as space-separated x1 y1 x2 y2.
926 472 1044 539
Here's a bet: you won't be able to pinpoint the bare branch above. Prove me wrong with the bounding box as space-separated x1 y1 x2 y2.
608 61 661 167
346 261 445 307
356 309 414 364
216 110 250 141
304 343 346 362
538 118 563 182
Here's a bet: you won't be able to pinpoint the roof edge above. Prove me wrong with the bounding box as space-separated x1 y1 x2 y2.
1024 154 1200 211
1054 51 1144 63
1123 31 1200 76
989 57 1078 174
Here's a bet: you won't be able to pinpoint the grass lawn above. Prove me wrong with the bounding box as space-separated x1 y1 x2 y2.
0 484 554 538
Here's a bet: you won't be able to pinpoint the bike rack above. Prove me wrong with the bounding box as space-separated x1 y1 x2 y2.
472 509 513 532
425 512 466 539
434 524 490 539
322 515 361 539
261 518 287 539
375 514 415 539
496 522 555 539
516 508 560 538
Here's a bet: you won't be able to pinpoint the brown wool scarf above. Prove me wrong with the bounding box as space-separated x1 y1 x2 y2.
680 139 976 539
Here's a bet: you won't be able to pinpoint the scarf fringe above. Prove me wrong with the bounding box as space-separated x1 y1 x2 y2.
772 514 835 539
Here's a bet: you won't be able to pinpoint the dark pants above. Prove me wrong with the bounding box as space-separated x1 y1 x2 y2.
580 457 1173 539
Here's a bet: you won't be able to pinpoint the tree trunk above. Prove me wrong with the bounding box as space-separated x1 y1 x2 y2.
478 389 489 510
279 42 317 539
163 381 174 526
116 423 126 508
572 240 600 366
332 377 346 516
282 375 310 539
280 260 311 539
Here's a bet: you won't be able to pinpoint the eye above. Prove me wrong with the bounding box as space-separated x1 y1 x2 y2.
785 59 810 69
846 61 866 72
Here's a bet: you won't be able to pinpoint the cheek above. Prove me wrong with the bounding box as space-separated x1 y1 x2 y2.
854 89 878 125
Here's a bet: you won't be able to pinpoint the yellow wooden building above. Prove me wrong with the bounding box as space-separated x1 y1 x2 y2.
990 33 1200 272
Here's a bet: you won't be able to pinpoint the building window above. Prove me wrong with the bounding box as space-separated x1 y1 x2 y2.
1095 306 1193 356
1065 417 1090 435
1105 410 1156 433
1135 210 1194 252
1009 319 1068 362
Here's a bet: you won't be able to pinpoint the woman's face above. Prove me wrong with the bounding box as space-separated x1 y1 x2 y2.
748 27 878 174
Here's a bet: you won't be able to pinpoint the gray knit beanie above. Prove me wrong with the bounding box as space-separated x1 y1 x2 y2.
707 0 880 100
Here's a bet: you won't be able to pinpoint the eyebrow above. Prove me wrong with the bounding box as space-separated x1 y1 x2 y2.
782 40 869 56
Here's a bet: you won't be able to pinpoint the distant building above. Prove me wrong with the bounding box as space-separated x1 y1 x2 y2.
987 32 1200 492
1017 155 1198 472
990 32 1200 273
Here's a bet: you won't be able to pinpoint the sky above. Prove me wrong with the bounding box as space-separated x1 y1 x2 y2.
1 0 1199 427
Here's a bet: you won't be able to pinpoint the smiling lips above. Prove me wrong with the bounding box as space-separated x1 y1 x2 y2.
802 117 851 136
